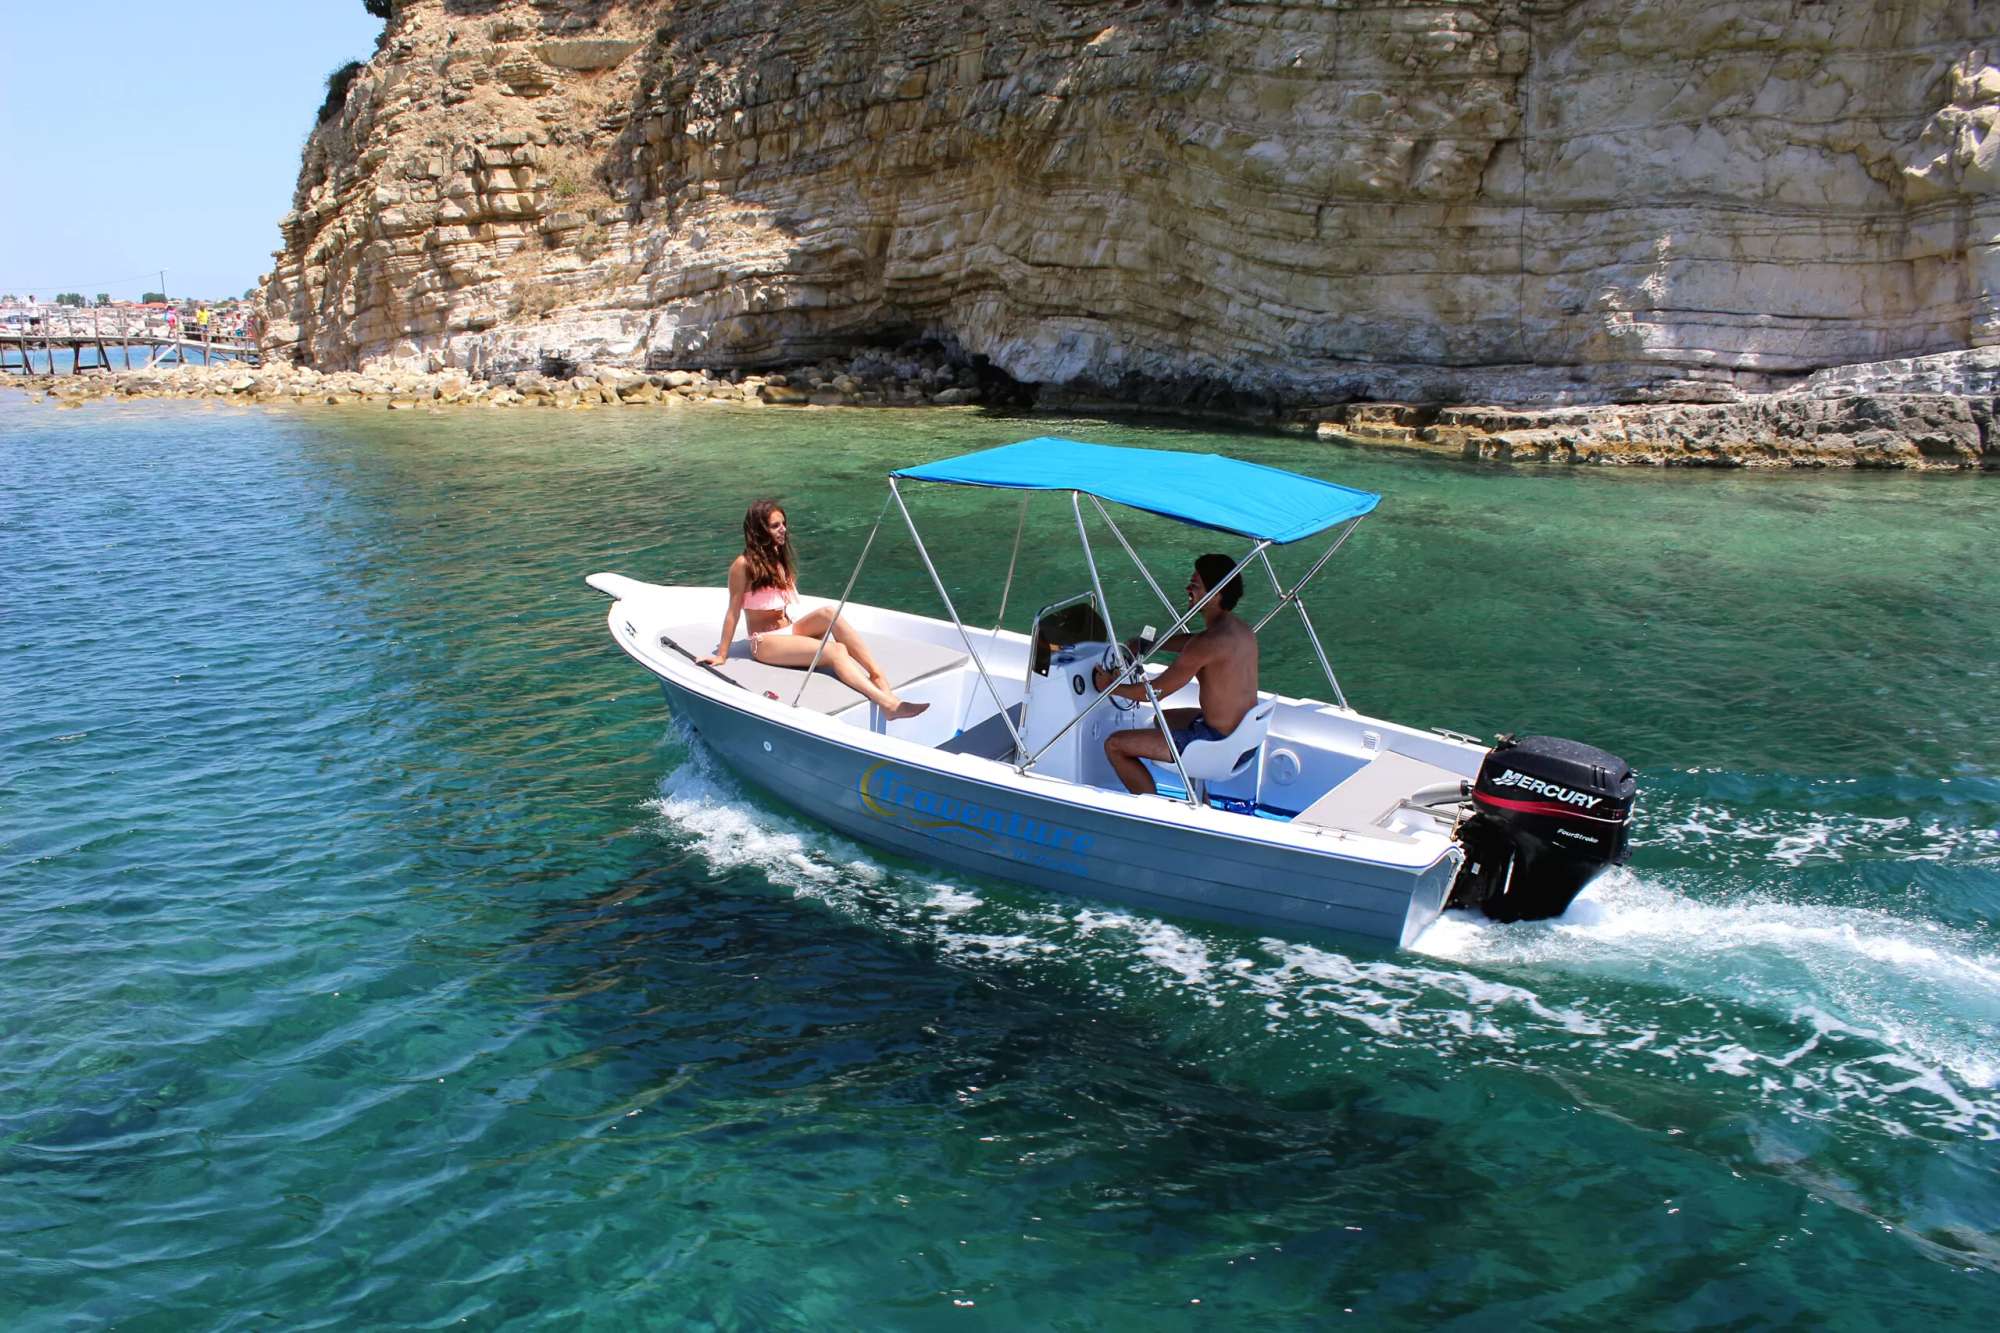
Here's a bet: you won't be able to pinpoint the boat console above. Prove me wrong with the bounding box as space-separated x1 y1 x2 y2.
1014 639 1156 787
1014 593 1158 788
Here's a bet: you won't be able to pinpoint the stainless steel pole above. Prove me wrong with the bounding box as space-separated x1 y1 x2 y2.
792 492 891 706
993 491 1029 632
1087 494 1175 619
1069 492 1120 649
1250 517 1363 633
891 479 1027 756
1069 493 1199 803
1258 547 1346 710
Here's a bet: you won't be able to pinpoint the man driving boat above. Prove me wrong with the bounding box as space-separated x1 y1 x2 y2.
1091 553 1259 796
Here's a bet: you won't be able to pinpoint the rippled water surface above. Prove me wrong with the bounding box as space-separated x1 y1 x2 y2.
3 396 1997 1328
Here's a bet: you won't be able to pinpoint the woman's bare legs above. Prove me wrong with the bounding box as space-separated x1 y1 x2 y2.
789 606 891 688
752 633 929 719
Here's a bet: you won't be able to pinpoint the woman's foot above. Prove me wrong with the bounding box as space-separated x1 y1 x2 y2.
885 699 930 721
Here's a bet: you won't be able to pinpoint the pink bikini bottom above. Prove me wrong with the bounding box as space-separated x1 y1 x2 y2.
749 611 803 647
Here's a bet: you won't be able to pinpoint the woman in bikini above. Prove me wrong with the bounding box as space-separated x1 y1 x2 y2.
701 499 930 720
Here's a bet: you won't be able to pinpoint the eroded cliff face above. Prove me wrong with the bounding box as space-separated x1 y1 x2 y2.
265 0 2000 408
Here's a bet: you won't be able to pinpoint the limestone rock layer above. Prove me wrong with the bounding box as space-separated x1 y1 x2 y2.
265 0 2000 406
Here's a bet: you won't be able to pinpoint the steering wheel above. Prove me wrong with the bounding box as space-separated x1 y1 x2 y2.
1097 643 1140 712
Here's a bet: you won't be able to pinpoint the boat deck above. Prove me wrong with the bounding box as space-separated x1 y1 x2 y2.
658 611 1472 843
660 622 968 713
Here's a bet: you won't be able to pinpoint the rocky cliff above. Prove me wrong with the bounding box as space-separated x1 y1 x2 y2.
266 0 1999 415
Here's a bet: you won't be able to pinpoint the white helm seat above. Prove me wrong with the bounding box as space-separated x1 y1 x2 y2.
1149 699 1275 804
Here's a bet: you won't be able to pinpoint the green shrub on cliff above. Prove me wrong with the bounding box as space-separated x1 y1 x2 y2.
319 61 365 125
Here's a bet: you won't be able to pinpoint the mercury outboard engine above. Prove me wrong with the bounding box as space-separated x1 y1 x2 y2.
1446 734 1637 922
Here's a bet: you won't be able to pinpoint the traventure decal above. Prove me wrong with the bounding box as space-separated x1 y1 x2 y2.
858 762 1095 874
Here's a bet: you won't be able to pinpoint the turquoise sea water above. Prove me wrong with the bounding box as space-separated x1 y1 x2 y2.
3 396 1996 1327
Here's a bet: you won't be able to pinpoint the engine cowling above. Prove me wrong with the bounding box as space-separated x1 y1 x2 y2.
1447 734 1636 922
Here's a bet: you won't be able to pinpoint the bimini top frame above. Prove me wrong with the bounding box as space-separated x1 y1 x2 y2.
797 438 1379 806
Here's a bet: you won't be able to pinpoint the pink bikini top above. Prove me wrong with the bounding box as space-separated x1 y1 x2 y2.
741 582 797 612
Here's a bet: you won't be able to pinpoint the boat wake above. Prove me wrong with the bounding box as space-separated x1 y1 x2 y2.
1633 773 2000 868
646 745 2000 1150
1419 868 1997 1084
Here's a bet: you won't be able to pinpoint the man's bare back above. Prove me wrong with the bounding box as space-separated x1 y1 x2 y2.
1093 555 1261 796
1177 613 1259 736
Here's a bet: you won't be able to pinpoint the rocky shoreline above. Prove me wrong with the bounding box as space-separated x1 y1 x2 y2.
14 347 1998 470
1311 347 2000 468
10 343 992 413
1317 395 1999 469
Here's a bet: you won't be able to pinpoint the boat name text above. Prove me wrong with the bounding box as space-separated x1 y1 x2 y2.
858 761 1095 873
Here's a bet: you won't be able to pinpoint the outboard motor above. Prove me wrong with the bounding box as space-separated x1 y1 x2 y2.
1447 734 1636 922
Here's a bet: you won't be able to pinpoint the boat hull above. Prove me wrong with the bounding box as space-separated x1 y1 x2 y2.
663 678 1456 948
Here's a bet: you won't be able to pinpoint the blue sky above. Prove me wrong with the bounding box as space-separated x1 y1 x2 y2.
0 2 387 302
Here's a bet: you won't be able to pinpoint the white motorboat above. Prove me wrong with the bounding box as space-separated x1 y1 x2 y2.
589 437 1636 947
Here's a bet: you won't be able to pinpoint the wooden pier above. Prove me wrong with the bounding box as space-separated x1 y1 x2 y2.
0 325 262 373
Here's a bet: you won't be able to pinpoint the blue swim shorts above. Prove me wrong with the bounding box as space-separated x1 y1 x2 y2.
1169 716 1226 750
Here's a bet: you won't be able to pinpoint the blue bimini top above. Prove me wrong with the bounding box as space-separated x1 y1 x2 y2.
891 437 1380 545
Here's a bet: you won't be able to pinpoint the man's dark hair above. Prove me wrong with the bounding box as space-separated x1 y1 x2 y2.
1195 553 1244 611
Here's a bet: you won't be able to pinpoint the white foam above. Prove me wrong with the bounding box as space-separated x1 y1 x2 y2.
1634 791 1999 867
1411 867 2000 1128
1069 908 1218 988
924 886 983 917
938 931 1042 962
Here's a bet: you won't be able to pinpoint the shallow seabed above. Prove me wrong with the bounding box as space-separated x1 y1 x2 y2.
2 397 1997 1329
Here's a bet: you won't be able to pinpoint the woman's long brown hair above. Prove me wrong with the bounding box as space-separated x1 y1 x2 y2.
741 498 796 592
